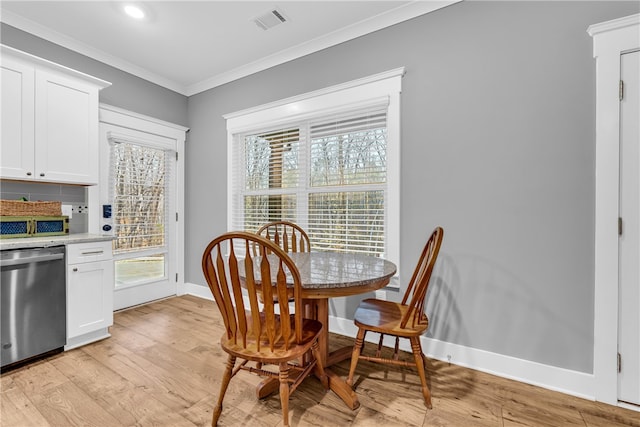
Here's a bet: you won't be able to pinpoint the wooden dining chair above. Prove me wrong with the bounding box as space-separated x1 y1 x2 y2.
254 221 311 305
346 226 444 409
202 231 328 427
256 221 311 254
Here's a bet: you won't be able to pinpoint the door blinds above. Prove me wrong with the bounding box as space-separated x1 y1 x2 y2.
109 141 173 254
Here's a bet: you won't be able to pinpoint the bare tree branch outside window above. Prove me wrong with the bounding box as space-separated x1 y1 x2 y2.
112 143 167 253
238 109 388 256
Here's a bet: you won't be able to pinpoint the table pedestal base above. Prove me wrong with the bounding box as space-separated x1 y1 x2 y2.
256 377 280 400
255 298 361 410
255 367 360 410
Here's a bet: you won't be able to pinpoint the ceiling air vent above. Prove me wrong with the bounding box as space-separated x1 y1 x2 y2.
253 7 288 31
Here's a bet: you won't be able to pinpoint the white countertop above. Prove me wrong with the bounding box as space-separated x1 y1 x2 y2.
0 233 114 250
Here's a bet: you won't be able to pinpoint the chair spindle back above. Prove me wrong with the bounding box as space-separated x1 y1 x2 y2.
202 232 304 351
256 221 311 254
400 227 444 329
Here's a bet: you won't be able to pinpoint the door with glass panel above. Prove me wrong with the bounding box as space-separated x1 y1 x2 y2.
100 123 177 310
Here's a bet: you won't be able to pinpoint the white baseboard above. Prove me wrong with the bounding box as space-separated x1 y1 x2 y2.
183 282 213 300
183 282 595 402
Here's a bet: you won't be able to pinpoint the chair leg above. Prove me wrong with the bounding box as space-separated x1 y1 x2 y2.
393 336 400 360
410 337 432 409
212 355 236 426
279 362 291 427
311 340 329 390
347 328 366 387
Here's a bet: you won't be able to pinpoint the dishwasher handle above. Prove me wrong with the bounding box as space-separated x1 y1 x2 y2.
0 253 64 267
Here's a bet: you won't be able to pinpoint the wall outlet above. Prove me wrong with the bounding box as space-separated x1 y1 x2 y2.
61 204 73 218
71 204 89 214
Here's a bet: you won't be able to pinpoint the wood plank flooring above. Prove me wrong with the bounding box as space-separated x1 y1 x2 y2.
2 295 639 426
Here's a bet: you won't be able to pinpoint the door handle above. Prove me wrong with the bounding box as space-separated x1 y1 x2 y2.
80 250 104 256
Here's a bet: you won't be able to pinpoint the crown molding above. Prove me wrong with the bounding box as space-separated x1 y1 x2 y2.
186 1 459 96
0 9 188 94
1 1 460 97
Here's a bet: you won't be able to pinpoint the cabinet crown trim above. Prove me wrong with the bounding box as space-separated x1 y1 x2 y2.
1 44 111 89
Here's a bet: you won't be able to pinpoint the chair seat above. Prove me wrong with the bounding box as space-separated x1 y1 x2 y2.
353 298 429 337
221 316 323 363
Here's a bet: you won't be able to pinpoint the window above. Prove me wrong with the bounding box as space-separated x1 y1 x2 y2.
226 69 402 281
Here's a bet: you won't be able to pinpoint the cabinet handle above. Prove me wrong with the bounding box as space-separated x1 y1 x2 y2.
39 173 45 177
73 268 78 272
26 172 32 176
81 250 104 255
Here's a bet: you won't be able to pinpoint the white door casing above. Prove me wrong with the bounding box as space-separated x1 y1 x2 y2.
618 49 640 406
588 13 640 407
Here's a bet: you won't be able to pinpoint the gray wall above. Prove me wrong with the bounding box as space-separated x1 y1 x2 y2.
186 1 639 374
1 23 188 126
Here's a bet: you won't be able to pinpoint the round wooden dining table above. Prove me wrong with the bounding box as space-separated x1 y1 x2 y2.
245 251 397 410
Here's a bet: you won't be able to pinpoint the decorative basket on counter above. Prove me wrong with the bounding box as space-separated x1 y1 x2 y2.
0 200 67 238
0 216 69 239
0 200 62 217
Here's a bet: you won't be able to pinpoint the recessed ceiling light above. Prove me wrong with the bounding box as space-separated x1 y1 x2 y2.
112 2 154 22
124 6 144 19
123 4 145 20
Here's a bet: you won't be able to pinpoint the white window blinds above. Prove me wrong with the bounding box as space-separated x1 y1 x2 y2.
307 108 387 254
231 103 388 256
109 141 173 254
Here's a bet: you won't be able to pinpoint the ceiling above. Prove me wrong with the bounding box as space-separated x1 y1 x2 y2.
0 1 456 96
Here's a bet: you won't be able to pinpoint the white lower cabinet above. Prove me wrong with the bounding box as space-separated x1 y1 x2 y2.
66 241 114 350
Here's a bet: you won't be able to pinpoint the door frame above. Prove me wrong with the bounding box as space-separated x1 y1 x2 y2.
92 104 188 307
589 13 639 406
618 49 640 405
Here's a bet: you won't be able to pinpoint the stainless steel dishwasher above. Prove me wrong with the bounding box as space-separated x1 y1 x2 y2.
1 246 66 369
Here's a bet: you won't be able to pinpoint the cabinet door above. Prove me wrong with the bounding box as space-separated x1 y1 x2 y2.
34 69 100 185
67 259 114 339
0 58 35 180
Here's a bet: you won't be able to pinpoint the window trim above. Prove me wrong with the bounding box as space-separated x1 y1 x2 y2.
224 68 403 287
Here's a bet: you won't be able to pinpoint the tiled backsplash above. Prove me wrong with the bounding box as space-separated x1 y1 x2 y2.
0 181 89 234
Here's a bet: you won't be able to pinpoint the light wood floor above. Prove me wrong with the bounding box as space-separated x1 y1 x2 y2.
2 295 639 427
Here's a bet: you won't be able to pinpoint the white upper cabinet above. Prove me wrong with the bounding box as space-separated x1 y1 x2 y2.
1 56 35 179
0 45 111 185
